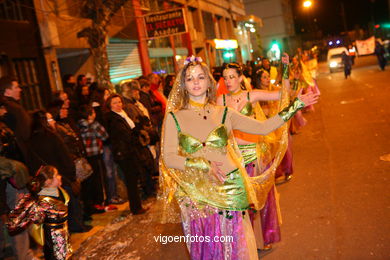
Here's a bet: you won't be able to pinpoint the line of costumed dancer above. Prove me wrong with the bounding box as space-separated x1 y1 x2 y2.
159 55 319 259
274 54 320 181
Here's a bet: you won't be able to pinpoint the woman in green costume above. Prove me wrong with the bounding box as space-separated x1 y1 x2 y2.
159 56 319 260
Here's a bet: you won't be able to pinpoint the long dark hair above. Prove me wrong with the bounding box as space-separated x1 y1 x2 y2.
254 69 267 90
223 62 247 90
77 74 86 87
30 110 53 135
224 62 243 76
90 87 107 106
163 75 175 98
28 165 58 197
46 102 62 121
78 104 94 120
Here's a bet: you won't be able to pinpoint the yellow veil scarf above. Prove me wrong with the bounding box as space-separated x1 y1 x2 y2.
231 76 285 169
258 79 290 170
293 60 315 93
158 67 289 224
232 76 290 208
300 60 315 87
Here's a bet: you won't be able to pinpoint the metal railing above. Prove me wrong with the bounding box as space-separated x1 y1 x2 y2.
0 0 25 21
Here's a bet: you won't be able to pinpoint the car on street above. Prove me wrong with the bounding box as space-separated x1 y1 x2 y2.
327 47 349 73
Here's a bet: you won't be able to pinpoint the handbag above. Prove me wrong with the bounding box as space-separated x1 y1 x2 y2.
145 125 159 145
74 157 93 182
138 129 150 147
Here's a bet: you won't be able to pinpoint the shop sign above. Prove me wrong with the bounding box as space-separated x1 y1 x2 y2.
214 39 238 50
144 9 187 39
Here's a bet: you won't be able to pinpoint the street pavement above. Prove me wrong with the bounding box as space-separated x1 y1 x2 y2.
73 55 390 260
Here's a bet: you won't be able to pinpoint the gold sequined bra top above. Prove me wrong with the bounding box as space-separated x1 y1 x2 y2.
169 107 229 155
223 92 253 116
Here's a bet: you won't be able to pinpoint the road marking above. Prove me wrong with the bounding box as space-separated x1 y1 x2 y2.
340 98 365 104
379 154 390 162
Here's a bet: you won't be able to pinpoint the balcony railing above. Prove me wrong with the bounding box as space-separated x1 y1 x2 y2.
0 0 25 21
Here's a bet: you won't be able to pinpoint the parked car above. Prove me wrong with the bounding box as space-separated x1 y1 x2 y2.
327 47 349 73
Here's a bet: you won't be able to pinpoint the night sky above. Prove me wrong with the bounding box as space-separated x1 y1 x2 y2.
292 0 389 36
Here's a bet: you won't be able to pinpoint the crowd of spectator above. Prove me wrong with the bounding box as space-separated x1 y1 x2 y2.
0 72 173 259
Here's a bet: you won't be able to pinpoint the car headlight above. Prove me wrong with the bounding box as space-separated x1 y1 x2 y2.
330 61 338 68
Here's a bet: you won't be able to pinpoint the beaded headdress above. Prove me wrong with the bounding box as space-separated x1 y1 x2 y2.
183 55 203 66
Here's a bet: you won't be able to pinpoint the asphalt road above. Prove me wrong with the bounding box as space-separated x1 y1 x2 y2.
74 55 390 260
265 55 390 260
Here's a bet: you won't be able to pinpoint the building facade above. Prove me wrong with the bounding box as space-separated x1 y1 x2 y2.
39 0 256 84
149 0 257 70
243 0 296 58
0 0 52 110
33 0 145 87
1 0 259 107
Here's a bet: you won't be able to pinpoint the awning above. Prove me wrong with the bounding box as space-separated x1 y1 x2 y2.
107 43 143 84
148 47 188 58
236 15 263 27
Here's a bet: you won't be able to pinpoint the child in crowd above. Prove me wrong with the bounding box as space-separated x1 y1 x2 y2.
7 165 72 260
78 105 115 216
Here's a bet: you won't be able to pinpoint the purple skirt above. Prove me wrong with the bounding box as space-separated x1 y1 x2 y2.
291 110 307 134
181 208 258 260
275 134 293 179
246 163 281 245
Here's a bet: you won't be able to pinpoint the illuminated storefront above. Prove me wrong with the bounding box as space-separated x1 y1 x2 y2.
235 15 263 63
214 39 239 65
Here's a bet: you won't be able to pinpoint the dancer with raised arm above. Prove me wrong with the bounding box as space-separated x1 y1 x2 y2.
159 56 319 259
216 54 291 251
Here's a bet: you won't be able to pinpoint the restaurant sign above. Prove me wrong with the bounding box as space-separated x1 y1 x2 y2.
144 9 187 39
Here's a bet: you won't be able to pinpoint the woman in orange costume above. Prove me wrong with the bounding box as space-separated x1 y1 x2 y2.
216 55 291 250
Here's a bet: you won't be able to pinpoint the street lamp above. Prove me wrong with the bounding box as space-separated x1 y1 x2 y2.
303 0 312 8
303 0 313 33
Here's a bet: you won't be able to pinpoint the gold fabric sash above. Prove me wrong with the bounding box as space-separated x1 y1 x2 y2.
29 187 69 246
238 143 257 165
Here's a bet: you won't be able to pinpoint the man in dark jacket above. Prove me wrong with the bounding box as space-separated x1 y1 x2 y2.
342 51 352 79
121 82 156 198
121 81 152 134
375 40 387 71
0 78 35 259
0 77 31 165
62 74 76 98
138 79 153 117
